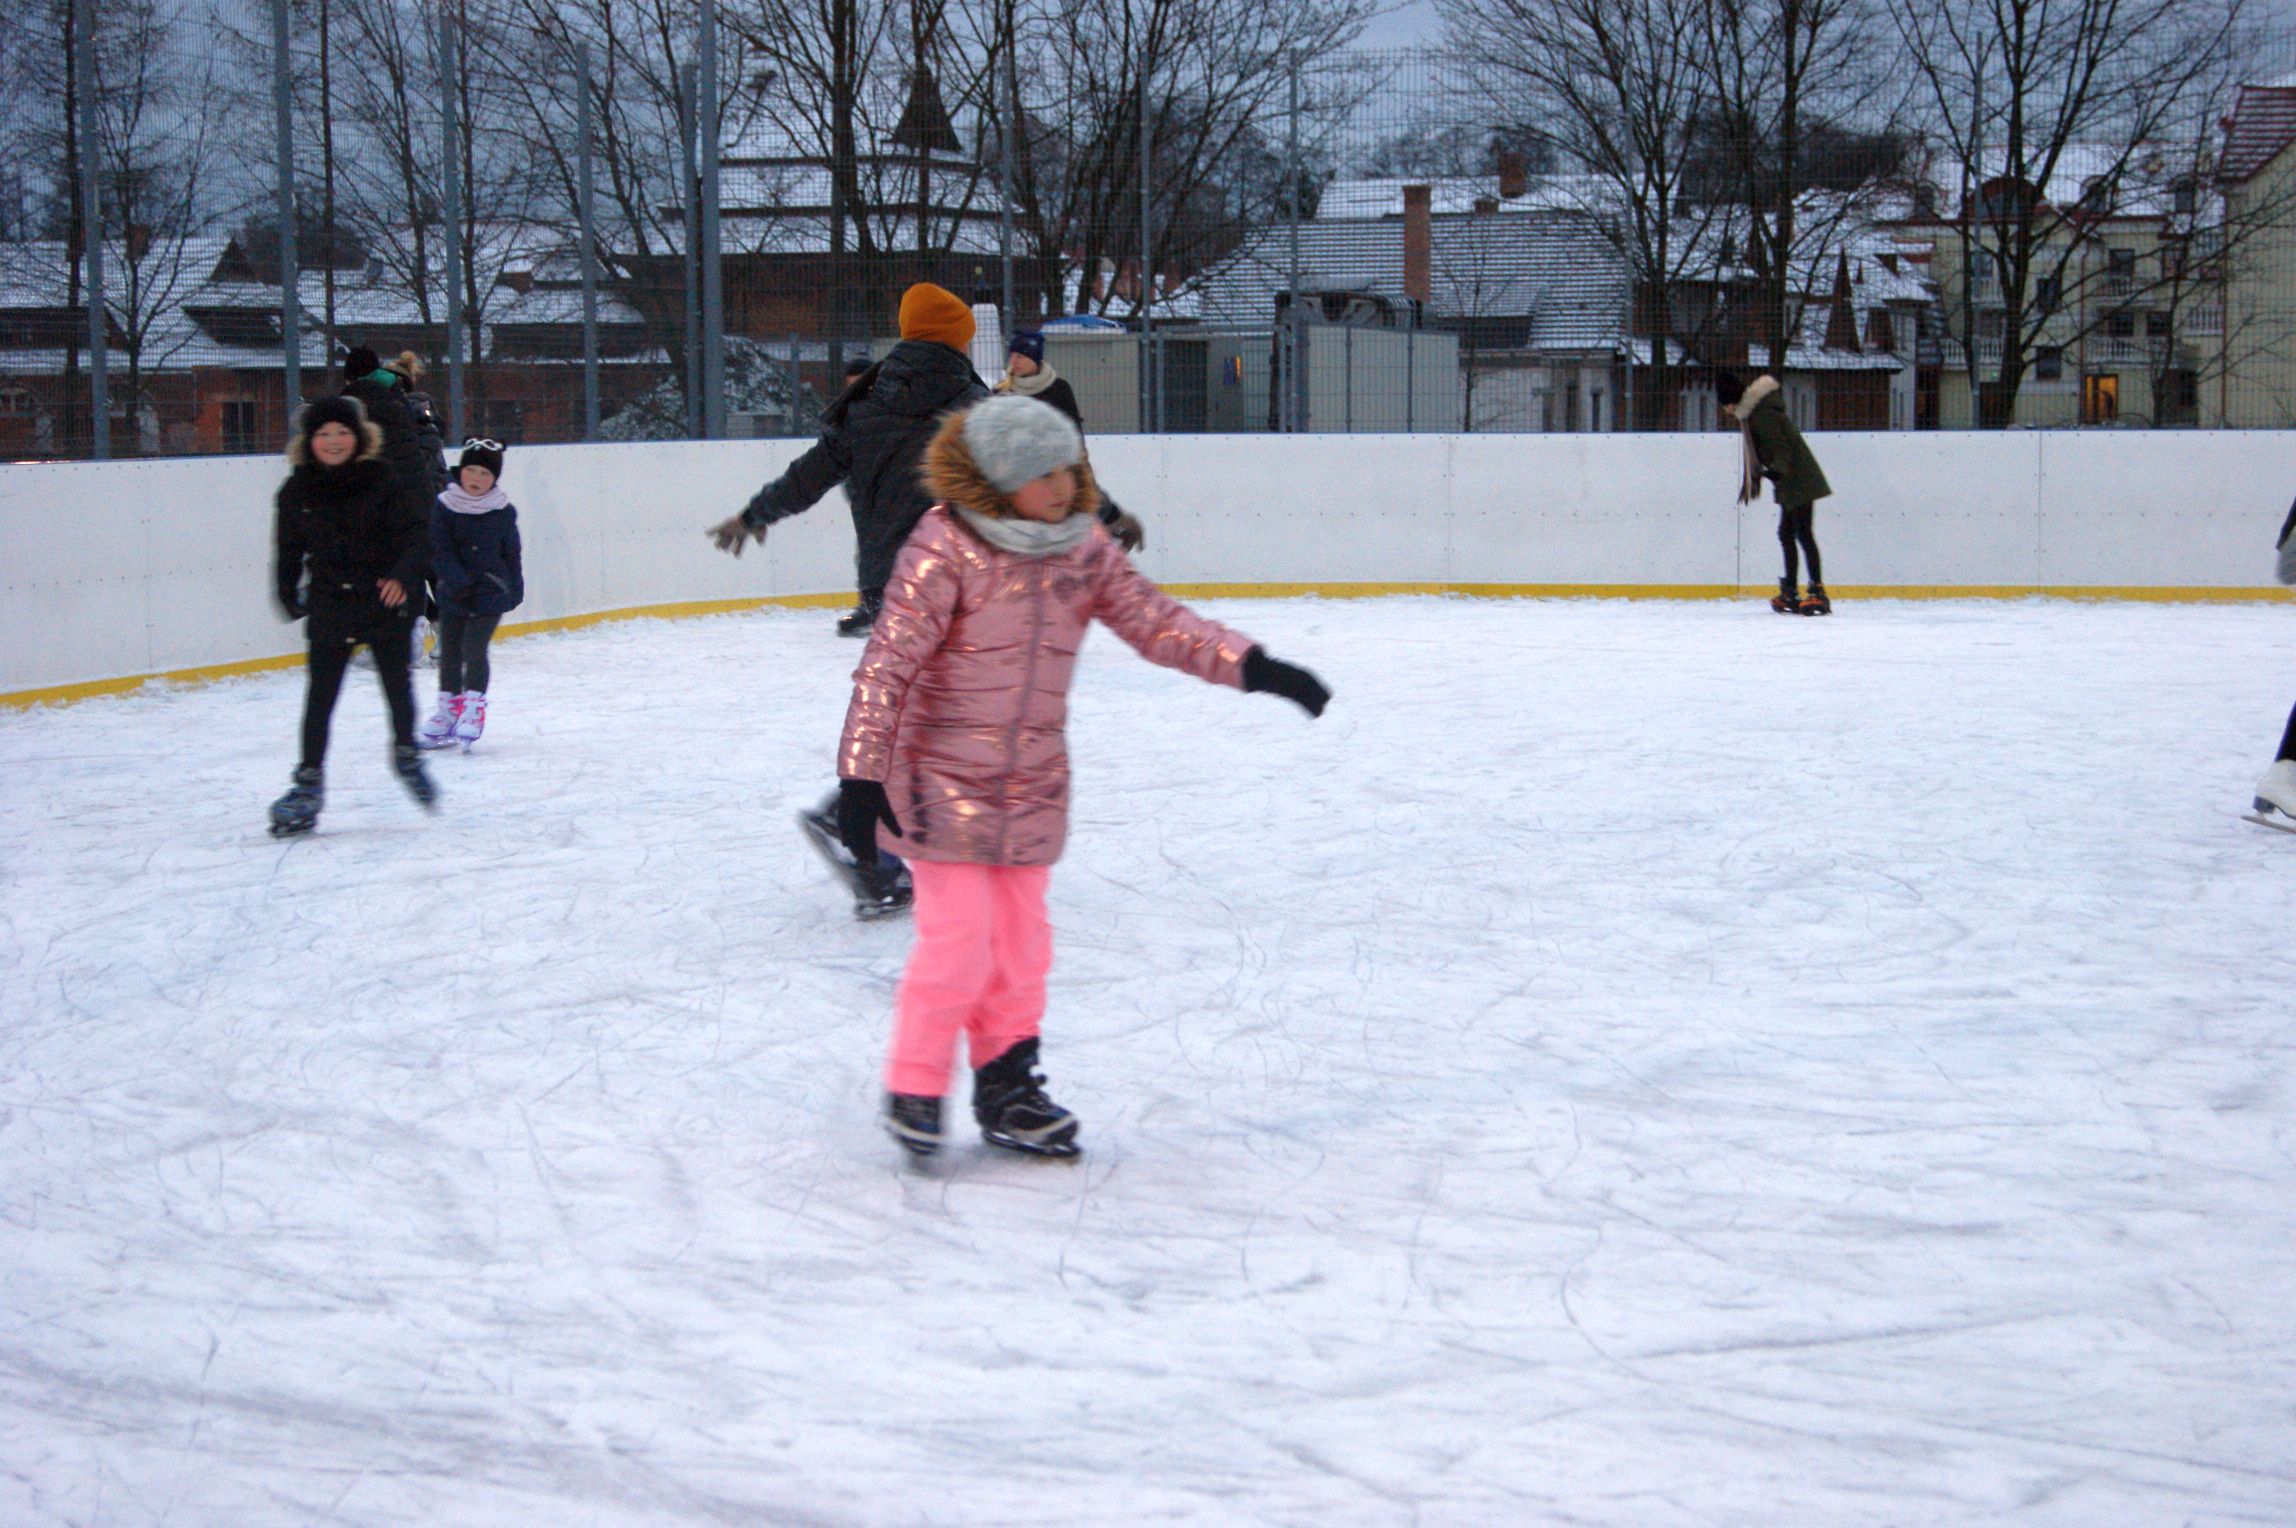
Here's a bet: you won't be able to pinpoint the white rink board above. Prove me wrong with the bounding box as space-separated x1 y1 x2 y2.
5 430 2293 695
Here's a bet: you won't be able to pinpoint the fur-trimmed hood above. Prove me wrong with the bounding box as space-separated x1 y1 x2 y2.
920 408 1101 522
285 396 386 469
1727 373 1781 419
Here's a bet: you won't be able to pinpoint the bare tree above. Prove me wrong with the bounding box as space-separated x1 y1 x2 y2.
1000 0 1371 319
1440 0 1720 425
1892 0 2246 426
1695 0 1883 376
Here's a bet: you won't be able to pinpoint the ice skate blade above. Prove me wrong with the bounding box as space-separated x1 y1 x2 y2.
884 1127 942 1159
2243 807 2296 834
854 899 912 921
267 821 315 839
982 1127 1081 1159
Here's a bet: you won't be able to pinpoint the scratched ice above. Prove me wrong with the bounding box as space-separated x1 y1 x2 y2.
4 596 2294 1525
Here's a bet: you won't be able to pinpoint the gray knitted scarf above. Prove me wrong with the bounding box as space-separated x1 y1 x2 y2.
956 505 1093 559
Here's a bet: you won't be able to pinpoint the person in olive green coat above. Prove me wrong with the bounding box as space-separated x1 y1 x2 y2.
1720 371 1834 614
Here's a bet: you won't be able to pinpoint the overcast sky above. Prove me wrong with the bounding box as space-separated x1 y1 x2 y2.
1359 0 1444 47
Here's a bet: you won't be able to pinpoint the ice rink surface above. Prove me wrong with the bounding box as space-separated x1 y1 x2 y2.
4 594 2295 1526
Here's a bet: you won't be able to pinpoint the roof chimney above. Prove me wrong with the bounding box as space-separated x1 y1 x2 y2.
1403 183 1432 305
1497 151 1528 200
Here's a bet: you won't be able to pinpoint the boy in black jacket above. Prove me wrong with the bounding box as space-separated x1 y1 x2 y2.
268 396 438 835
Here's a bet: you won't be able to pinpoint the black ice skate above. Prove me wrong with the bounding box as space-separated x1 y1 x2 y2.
1798 583 1833 616
797 806 914 919
267 765 324 837
835 599 881 638
1769 578 1801 614
972 1038 1080 1158
884 1092 943 1158
392 744 439 812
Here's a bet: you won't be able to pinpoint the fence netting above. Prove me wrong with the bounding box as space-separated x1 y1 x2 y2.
3 0 2292 459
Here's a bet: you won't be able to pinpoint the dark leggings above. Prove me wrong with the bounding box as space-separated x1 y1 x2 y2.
301 619 416 770
1778 500 1823 586
2277 702 2296 762
437 610 501 694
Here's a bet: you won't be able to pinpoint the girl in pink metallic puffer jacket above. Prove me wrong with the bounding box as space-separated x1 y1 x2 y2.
835 395 1331 1161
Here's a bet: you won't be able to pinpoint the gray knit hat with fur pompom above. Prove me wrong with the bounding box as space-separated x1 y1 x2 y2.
961 395 1083 492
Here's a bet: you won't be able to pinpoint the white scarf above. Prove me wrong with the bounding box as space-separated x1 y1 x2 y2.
998 363 1060 398
439 483 511 516
956 505 1094 559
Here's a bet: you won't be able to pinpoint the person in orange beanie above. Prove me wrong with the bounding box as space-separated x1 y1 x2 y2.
706 281 991 919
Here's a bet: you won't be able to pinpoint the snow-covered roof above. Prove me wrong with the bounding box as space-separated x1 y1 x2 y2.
1195 209 1629 352
1315 173 1614 220
0 231 650 377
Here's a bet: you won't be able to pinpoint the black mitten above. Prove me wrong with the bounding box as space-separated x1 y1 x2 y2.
1242 647 1331 718
837 778 905 862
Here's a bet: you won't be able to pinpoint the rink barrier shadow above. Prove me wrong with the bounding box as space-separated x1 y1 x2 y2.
3 583 2285 711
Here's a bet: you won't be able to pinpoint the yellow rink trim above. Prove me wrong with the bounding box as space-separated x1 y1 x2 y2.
5 582 2288 710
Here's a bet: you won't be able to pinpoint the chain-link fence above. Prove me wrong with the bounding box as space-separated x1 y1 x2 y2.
3 0 2293 460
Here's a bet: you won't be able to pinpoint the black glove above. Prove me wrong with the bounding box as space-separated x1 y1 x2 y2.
276 586 306 621
837 778 904 862
1242 647 1330 718
1104 509 1146 553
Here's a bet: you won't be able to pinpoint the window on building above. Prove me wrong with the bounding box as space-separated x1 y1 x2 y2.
2106 248 2136 293
0 386 32 416
223 400 261 454
2107 310 2136 339
2036 274 2062 312
2162 369 2200 424
2034 347 2064 382
2081 373 2119 425
2145 311 2172 339
2172 178 2197 216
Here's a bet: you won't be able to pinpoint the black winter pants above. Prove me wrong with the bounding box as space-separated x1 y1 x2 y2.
300 602 416 770
437 611 501 694
2276 700 2296 762
1777 500 1823 586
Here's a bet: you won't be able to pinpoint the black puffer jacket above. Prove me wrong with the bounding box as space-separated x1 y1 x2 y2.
274 454 428 627
343 374 440 514
739 339 988 597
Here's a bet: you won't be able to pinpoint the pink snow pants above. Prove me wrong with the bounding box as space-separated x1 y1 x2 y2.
885 861 1052 1096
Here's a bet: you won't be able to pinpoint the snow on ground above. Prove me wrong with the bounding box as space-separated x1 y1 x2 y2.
3 595 2295 1526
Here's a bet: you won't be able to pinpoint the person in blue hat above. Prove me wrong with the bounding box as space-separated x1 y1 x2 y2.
997 330 1145 552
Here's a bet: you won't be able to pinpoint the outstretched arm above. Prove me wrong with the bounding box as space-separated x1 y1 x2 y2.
1089 541 1252 686
709 428 855 556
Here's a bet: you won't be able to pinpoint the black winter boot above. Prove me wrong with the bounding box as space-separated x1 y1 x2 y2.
884 1092 943 1157
1770 577 1801 614
268 765 324 837
972 1038 1080 1157
835 597 881 638
392 744 439 812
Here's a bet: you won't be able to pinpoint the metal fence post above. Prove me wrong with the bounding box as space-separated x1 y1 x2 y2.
270 0 300 428
1139 59 1156 434
1284 58 1301 434
578 41 599 440
698 1 725 438
999 39 1016 328
679 62 700 439
440 7 466 439
78 0 109 459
